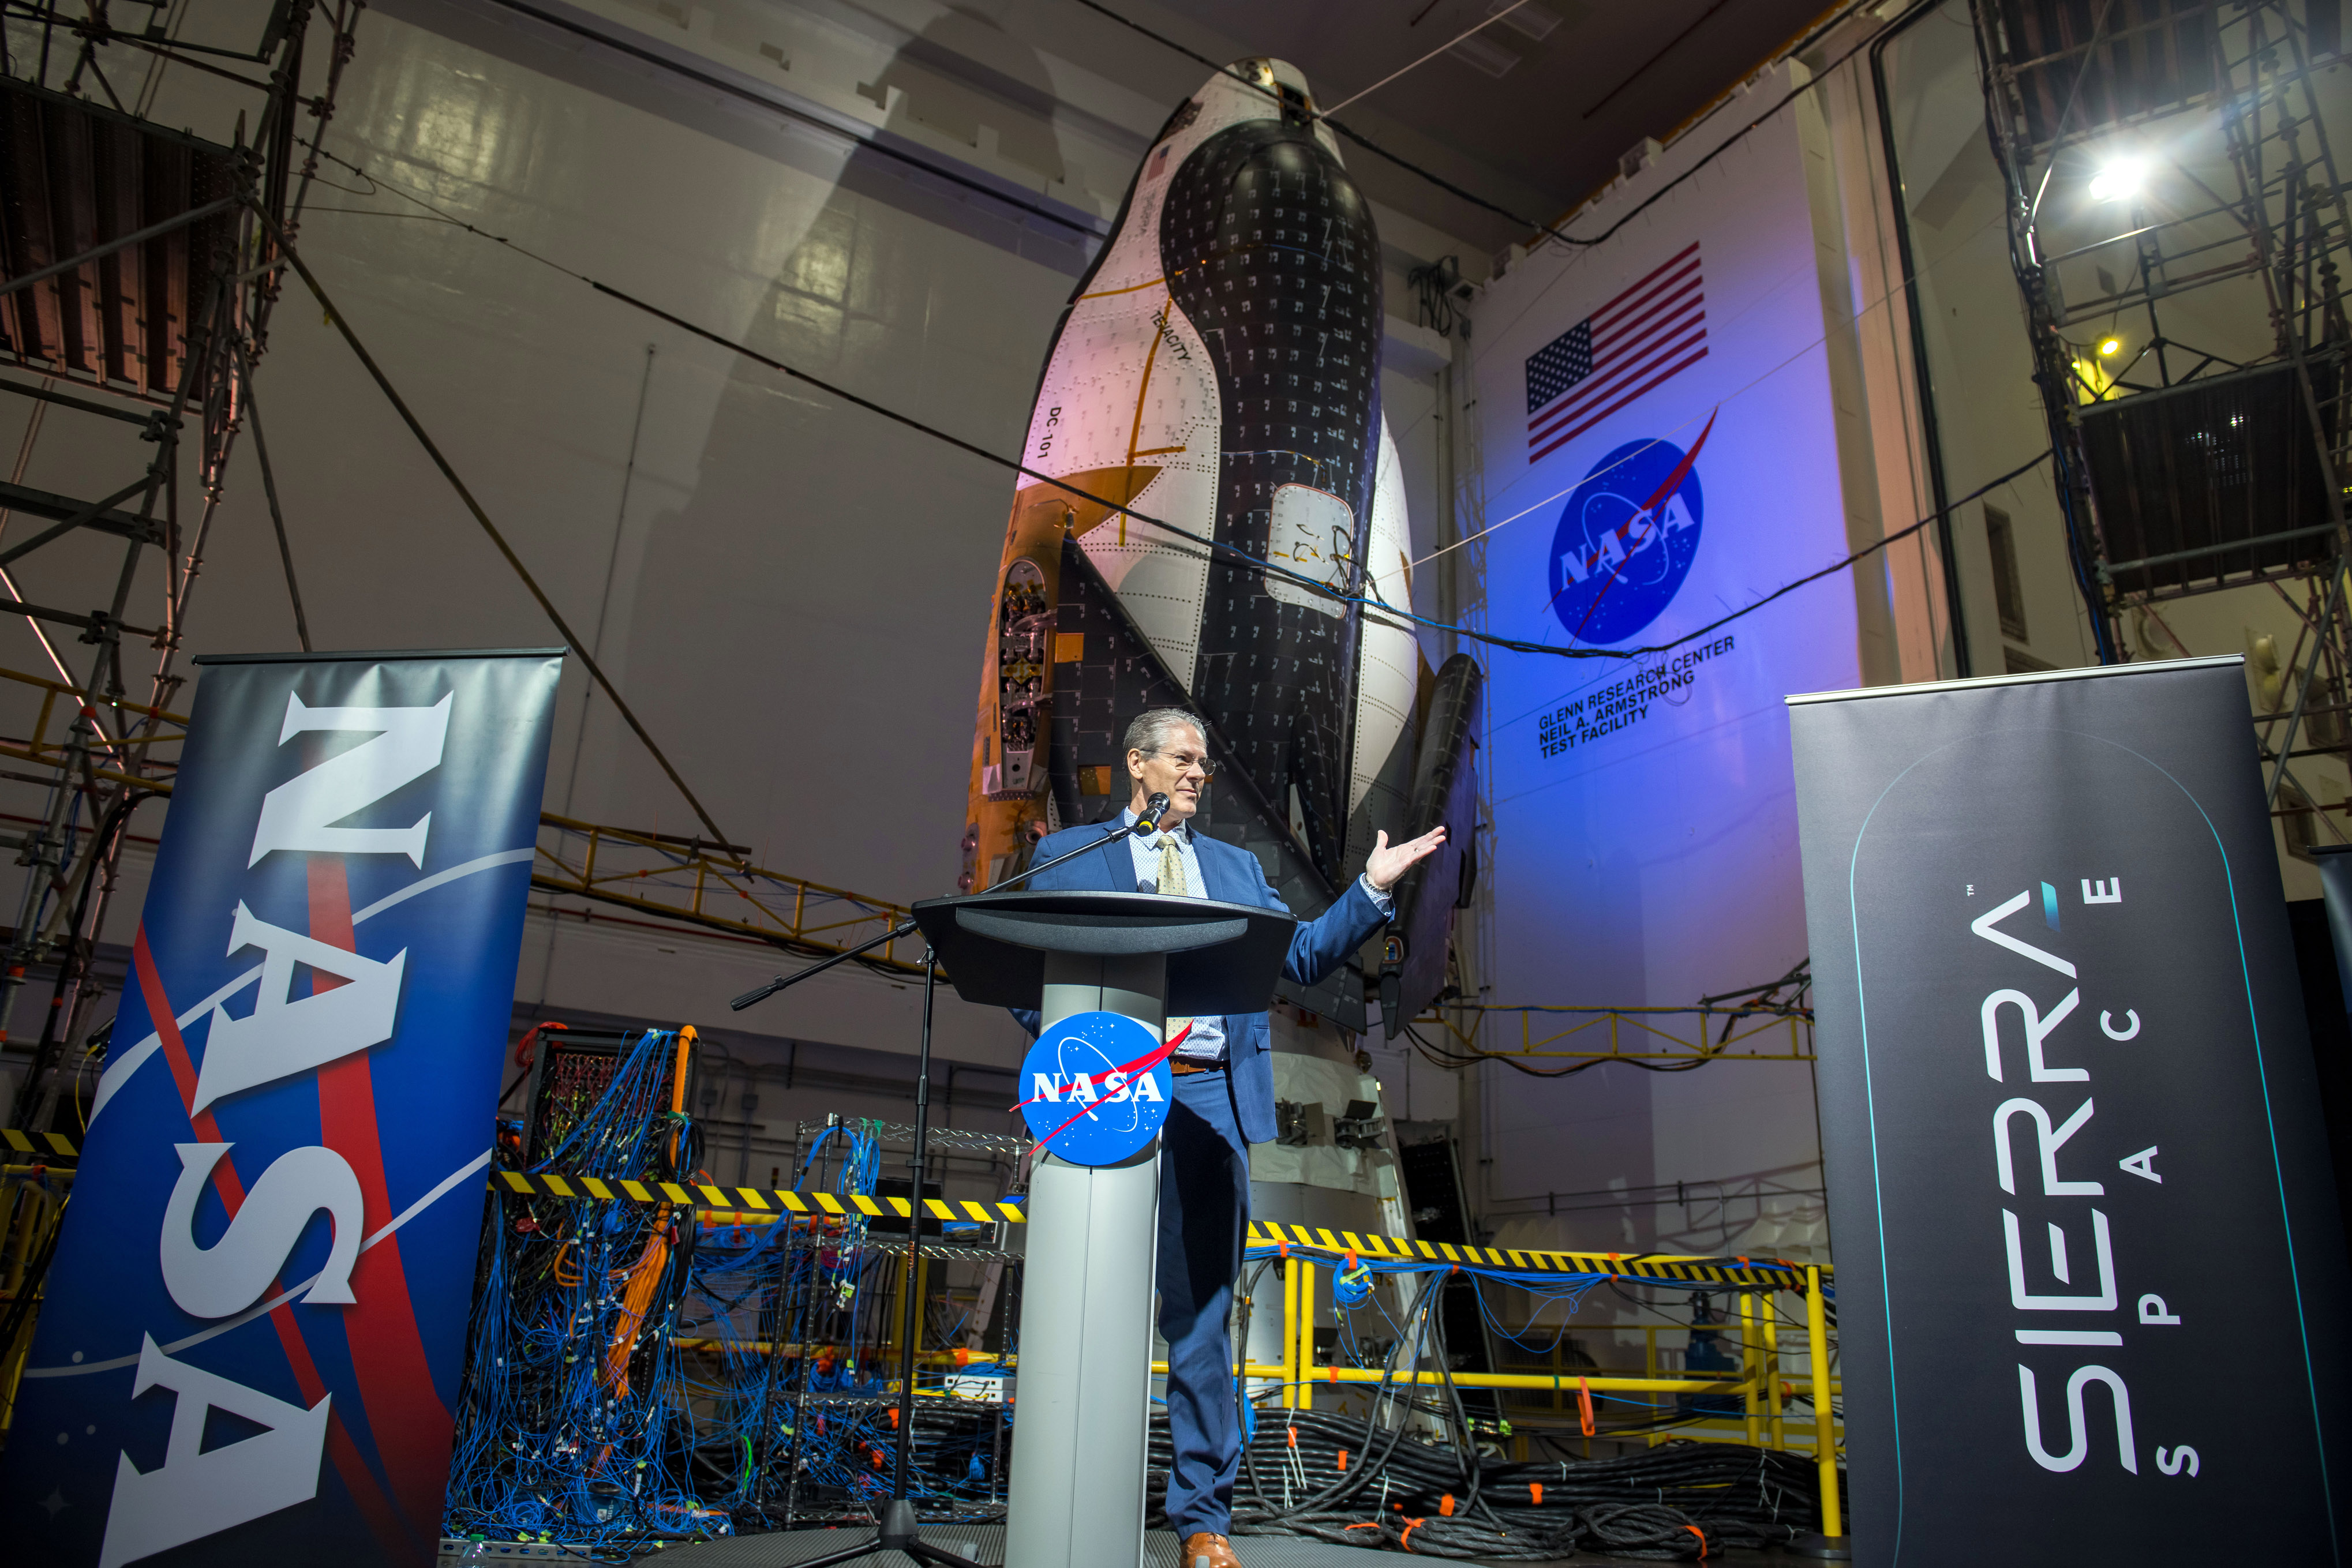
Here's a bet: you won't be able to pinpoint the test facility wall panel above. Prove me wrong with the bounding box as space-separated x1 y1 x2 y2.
1470 65 1864 1014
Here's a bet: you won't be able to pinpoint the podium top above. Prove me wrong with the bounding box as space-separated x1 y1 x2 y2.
911 890 1297 1012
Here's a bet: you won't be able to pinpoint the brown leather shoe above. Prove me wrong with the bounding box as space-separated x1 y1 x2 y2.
1181 1532 1242 1568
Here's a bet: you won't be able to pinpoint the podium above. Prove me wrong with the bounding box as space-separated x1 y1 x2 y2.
911 888 1296 1568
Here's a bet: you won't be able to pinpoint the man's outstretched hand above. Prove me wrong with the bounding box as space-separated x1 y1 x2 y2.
1364 826 1448 894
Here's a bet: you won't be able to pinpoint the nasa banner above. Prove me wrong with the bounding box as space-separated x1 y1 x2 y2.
0 649 564 1567
1472 65 1864 1015
1788 657 2352 1564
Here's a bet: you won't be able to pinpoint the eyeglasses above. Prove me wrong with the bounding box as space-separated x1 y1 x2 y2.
1143 749 1218 778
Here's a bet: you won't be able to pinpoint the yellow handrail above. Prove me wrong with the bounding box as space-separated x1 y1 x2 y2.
1256 1251 1844 1540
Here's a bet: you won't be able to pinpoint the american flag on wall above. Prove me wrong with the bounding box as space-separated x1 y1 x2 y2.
1525 241 1707 463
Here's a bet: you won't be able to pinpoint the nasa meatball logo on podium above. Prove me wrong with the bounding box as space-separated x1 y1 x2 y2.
1016 1011 1173 1165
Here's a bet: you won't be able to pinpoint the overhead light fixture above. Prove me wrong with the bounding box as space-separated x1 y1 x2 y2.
1447 29 1521 77
2099 336 2122 357
2088 156 2145 202
1489 0 1564 42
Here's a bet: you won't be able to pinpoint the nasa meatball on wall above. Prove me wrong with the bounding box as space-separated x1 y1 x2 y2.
10 4 2352 1568
1474 59 1883 1021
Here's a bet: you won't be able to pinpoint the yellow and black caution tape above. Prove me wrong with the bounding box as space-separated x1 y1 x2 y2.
1244 1220 1823 1290
489 1170 1025 1225
2 1146 1818 1288
3 1128 77 1159
490 1173 1823 1286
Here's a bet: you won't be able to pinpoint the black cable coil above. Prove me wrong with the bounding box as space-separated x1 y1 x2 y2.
1146 1406 1827 1561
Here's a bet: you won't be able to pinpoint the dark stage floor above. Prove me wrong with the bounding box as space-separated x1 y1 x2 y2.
441 1521 1840 1566
576 1524 1828 1566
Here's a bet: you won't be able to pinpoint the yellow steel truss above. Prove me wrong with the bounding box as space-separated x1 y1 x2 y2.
1417 1003 1814 1064
0 664 930 977
529 812 925 977
0 662 188 790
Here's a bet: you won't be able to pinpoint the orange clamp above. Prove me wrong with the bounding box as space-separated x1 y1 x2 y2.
1438 1493 1455 1517
1336 1448 1349 1472
1529 1481 1544 1505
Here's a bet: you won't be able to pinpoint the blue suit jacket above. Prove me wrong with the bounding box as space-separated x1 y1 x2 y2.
1011 820 1390 1145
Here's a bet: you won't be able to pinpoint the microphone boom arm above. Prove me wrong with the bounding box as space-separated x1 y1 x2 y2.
729 812 1149 1011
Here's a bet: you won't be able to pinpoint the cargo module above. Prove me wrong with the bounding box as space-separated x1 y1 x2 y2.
962 58 1480 1033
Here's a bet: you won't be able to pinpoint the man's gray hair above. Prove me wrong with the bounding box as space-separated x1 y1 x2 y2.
1123 708 1205 757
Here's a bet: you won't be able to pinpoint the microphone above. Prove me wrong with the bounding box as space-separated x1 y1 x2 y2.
1131 791 1173 836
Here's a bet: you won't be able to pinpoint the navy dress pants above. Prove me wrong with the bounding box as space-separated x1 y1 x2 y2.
1156 1065 1250 1540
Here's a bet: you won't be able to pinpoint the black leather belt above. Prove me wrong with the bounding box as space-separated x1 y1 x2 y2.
1170 1058 1222 1075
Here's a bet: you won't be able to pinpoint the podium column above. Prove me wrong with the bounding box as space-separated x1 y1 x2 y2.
912 886 1293 1566
1003 951 1165 1568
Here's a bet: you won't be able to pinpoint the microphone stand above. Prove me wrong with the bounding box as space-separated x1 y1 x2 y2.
726 805 1163 1014
729 802 1164 1564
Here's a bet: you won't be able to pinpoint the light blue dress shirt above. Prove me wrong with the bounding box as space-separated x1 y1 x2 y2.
1121 808 1393 1062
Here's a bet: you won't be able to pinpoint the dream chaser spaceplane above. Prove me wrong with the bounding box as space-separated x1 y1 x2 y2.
962 58 1480 1034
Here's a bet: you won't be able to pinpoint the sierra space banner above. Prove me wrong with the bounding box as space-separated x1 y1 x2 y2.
0 649 564 1567
1473 66 1862 1013
1789 657 2352 1565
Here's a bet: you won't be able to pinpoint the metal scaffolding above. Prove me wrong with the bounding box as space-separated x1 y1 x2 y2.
0 1 362 1131
1975 0 2352 826
0 3 947 1142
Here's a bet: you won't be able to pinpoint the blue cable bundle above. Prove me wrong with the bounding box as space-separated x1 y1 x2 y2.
444 1030 724 1557
447 1087 1011 1552
760 1120 1006 1523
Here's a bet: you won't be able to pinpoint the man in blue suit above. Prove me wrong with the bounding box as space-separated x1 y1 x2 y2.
1014 708 1445 1568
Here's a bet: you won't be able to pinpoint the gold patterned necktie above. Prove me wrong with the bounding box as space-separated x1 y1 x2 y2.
1153 832 1193 1048
1153 832 1189 899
